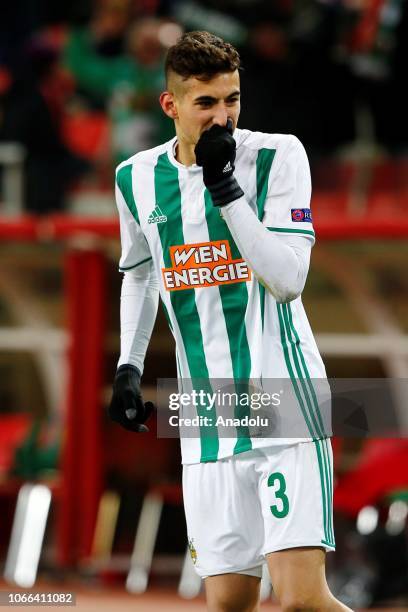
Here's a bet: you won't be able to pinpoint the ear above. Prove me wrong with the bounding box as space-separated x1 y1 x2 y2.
160 91 178 120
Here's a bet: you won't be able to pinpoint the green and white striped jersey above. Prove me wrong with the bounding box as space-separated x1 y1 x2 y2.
116 128 328 464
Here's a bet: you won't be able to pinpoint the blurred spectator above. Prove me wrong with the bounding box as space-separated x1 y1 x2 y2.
64 16 180 164
288 0 357 156
0 0 92 72
91 0 133 58
0 37 90 214
169 0 247 46
340 0 408 153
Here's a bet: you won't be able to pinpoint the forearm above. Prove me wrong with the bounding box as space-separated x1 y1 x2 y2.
221 198 311 302
118 261 159 372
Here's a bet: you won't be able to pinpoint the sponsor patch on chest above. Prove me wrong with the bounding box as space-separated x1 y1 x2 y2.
162 240 251 291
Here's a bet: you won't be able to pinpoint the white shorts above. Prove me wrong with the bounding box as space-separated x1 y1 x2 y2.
183 439 335 579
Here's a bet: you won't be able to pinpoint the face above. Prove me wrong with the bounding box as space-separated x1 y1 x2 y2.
160 70 241 147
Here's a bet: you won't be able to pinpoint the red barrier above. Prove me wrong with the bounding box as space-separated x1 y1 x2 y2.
1 212 408 241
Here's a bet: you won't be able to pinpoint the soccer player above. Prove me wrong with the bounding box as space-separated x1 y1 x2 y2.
109 31 352 612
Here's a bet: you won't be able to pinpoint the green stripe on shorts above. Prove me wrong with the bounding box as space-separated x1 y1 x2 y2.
276 302 335 547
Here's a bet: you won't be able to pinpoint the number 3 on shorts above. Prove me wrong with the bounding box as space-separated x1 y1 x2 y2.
268 472 289 518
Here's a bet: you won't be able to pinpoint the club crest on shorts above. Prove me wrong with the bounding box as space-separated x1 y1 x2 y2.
291 208 312 222
188 538 197 564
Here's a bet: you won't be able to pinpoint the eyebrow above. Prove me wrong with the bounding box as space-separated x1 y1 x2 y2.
193 90 241 103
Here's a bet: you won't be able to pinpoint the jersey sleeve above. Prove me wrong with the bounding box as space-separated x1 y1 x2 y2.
115 166 152 272
261 136 315 244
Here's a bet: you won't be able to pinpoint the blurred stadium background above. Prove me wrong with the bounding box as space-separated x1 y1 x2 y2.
0 0 407 609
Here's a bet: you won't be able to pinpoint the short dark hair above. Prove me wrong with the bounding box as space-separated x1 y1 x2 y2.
165 31 240 83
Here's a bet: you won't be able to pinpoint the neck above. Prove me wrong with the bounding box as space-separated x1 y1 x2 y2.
175 139 196 167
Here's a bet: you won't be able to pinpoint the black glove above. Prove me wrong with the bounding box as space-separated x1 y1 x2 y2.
195 118 244 207
108 364 154 432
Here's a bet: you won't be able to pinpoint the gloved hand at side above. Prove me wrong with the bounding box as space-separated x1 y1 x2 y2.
108 364 154 432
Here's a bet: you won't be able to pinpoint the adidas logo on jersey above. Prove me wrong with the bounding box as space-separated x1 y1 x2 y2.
148 205 167 224
222 161 232 174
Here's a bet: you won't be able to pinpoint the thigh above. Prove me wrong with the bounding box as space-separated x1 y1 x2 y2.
266 546 330 604
205 573 261 612
258 439 335 554
182 456 264 578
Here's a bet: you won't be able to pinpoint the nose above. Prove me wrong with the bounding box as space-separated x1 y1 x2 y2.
211 104 229 128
